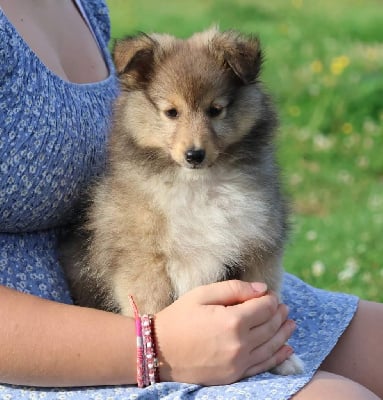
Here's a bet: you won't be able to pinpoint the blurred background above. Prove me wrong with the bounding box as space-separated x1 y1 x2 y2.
106 0 383 301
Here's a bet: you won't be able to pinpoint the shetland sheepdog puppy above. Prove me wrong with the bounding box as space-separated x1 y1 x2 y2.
61 28 303 375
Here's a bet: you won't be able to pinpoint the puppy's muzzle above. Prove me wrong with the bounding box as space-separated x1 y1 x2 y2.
185 148 205 168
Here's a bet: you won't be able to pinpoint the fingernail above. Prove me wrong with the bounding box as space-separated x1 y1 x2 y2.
284 304 290 315
251 282 267 293
286 346 294 356
288 319 296 331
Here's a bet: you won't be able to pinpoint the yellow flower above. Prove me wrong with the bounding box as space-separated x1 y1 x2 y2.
342 122 353 134
331 55 350 76
310 60 323 74
291 0 303 9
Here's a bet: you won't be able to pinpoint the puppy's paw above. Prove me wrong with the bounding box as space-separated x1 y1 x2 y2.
271 354 304 375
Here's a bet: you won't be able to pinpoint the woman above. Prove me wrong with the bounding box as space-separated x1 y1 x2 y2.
0 1 381 398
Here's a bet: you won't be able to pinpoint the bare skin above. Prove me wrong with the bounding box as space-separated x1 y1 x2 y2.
0 1 382 397
293 371 380 400
155 281 296 385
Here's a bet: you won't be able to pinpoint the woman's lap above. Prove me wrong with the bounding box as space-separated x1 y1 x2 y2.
0 273 364 399
292 371 380 400
320 300 383 398
293 299 383 399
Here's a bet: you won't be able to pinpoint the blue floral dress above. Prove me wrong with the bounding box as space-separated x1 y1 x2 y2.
0 1 358 398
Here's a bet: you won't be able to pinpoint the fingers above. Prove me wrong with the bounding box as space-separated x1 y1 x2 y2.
250 317 296 357
189 280 268 306
239 318 296 379
231 293 280 329
243 344 294 378
248 303 290 345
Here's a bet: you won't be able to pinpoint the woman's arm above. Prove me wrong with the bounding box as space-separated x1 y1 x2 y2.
0 285 137 387
0 281 295 387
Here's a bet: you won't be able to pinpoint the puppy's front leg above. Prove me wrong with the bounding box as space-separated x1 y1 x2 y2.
239 251 284 294
112 257 173 317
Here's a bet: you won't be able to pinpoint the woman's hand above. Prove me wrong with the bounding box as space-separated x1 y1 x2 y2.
155 280 296 385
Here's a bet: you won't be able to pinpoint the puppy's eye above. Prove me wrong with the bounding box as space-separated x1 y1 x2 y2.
207 105 224 118
165 108 179 119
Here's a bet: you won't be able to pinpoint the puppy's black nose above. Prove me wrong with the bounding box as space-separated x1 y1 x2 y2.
185 149 206 166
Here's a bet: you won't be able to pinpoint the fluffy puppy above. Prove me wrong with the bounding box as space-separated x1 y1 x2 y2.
61 28 303 375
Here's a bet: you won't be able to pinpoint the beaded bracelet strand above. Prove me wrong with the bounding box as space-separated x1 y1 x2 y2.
128 295 145 388
128 295 160 387
141 314 160 385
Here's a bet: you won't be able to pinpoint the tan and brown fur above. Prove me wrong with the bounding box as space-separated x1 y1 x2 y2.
61 28 303 375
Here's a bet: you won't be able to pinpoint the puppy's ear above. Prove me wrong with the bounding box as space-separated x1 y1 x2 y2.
113 34 157 89
210 30 262 84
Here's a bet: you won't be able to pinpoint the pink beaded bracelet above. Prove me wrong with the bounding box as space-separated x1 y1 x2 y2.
141 314 160 385
128 296 160 387
128 295 145 388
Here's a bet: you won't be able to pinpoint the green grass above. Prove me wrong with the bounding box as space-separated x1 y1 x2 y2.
106 0 383 301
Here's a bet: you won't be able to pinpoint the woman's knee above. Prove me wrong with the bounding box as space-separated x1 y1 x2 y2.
321 300 383 397
292 370 380 400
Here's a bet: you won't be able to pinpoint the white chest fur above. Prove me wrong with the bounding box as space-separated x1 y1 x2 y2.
144 167 274 297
